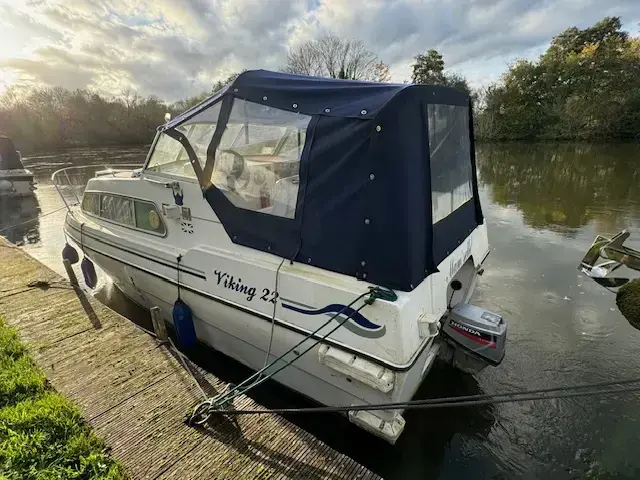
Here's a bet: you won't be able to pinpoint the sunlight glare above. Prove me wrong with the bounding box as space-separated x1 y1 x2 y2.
0 69 18 95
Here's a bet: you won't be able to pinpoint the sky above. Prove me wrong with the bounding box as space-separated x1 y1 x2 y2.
0 0 639 101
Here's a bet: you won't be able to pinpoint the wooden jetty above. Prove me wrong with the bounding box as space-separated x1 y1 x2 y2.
0 237 381 480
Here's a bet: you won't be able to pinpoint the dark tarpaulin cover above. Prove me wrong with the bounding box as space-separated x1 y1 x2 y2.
0 136 23 170
168 70 483 291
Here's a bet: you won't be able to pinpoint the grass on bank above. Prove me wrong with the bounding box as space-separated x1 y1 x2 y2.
0 316 127 479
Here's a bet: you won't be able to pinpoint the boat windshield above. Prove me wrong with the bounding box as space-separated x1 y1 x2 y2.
146 98 311 219
145 102 222 179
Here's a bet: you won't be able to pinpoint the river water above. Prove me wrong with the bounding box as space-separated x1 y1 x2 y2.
1 143 640 479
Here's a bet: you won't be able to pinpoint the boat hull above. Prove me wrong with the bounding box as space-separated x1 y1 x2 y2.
65 218 447 443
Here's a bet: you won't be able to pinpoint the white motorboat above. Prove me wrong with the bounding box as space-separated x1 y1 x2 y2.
55 70 507 443
0 135 35 197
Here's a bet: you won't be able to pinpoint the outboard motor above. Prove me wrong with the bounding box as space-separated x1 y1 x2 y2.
439 303 507 374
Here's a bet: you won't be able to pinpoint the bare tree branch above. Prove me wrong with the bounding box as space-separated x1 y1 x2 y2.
283 35 391 82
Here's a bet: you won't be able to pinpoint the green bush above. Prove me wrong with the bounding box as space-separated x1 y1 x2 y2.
617 279 640 329
476 17 640 141
0 317 127 479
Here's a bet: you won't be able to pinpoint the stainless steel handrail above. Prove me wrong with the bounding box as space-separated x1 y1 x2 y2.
52 164 142 212
143 177 180 189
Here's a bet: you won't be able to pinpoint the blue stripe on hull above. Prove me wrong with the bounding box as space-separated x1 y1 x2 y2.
282 303 383 331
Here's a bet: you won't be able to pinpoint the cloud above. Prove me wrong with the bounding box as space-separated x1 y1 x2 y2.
0 58 96 90
0 0 638 99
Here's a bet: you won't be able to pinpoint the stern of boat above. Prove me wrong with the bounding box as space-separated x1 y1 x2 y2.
0 170 36 197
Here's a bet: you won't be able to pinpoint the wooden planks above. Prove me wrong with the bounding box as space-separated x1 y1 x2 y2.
0 238 381 480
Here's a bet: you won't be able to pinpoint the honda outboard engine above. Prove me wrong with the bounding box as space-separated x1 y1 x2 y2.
438 303 507 374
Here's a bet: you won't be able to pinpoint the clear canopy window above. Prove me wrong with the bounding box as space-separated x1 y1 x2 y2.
145 100 311 219
428 105 473 224
210 99 311 219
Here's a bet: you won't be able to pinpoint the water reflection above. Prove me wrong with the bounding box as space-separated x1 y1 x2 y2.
291 363 497 480
0 196 41 245
393 364 497 478
477 143 640 234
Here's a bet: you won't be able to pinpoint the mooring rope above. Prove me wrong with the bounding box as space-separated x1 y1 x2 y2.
207 377 640 416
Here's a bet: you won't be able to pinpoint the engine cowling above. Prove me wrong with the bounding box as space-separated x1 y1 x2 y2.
438 303 507 374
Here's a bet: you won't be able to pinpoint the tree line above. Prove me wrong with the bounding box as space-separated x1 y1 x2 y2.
0 73 241 154
475 17 640 140
1 16 638 153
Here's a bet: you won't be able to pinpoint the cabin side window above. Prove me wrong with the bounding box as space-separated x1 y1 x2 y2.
209 99 311 219
81 192 166 235
81 192 100 215
101 195 134 226
428 104 473 223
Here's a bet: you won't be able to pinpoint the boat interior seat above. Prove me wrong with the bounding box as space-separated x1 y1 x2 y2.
270 175 299 218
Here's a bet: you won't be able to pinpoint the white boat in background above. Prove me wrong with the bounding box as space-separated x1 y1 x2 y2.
0 135 35 197
54 70 507 443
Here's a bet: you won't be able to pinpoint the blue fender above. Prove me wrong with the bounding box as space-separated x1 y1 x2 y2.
173 299 196 349
62 243 79 265
81 257 98 289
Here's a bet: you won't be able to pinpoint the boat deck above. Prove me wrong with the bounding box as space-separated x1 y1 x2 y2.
0 237 380 480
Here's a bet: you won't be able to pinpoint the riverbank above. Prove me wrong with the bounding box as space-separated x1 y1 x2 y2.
0 315 126 478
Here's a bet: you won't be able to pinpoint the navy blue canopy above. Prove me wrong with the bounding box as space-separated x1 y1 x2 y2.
164 71 409 129
163 70 483 292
